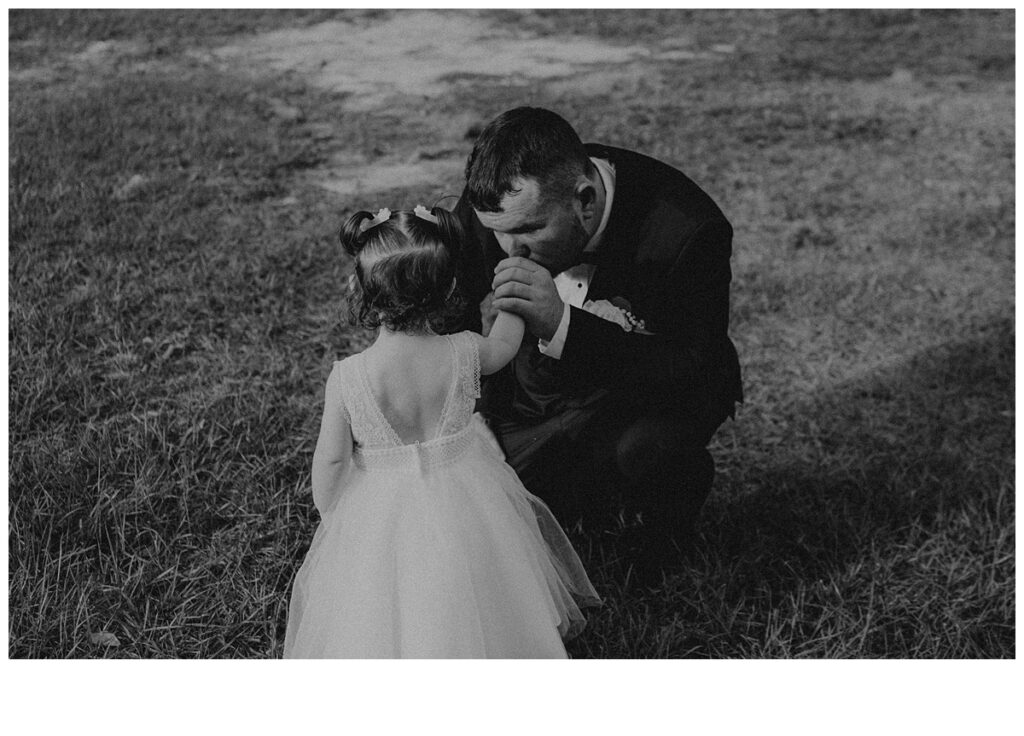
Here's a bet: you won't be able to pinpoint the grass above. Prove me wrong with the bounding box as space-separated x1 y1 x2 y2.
8 9 1014 658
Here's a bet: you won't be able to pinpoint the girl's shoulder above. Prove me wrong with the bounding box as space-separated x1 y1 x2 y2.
324 351 372 416
327 352 364 389
333 347 371 367
447 330 483 359
449 329 481 346
332 352 359 367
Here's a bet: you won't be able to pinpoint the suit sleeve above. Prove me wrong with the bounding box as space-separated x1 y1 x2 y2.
559 218 735 412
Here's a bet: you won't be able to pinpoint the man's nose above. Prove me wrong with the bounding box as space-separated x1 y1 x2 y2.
496 233 529 258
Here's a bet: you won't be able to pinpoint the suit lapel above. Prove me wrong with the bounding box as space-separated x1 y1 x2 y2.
585 167 637 304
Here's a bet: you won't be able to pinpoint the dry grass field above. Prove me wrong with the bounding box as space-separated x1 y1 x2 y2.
8 9 1014 659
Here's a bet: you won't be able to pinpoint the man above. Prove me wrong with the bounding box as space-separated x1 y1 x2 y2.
453 107 742 579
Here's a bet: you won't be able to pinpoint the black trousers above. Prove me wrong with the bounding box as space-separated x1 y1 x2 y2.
485 388 731 543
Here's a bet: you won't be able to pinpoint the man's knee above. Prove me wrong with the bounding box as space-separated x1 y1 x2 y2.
614 412 717 513
615 413 713 473
616 414 682 479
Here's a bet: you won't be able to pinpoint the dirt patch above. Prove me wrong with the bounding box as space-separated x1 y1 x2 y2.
14 10 735 198
318 155 466 198
211 10 721 196
214 11 657 111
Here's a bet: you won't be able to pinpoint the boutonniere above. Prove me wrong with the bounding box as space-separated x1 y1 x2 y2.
582 298 653 334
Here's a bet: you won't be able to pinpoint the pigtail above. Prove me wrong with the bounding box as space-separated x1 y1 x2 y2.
340 211 378 330
431 206 465 261
427 206 467 334
339 210 376 257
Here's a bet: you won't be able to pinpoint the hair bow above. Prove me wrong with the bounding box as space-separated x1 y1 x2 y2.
413 205 438 225
359 207 391 232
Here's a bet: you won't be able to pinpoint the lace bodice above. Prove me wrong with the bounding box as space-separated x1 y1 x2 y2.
332 332 482 470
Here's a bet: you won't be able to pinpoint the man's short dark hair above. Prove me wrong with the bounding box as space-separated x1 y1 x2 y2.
465 107 591 212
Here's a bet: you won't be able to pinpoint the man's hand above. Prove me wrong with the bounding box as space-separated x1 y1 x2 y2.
491 257 564 341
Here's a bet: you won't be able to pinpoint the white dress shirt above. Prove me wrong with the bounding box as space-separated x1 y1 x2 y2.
537 157 616 359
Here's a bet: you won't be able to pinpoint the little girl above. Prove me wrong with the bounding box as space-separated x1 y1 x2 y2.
283 205 600 658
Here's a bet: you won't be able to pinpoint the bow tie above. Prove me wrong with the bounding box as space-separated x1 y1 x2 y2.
576 250 601 266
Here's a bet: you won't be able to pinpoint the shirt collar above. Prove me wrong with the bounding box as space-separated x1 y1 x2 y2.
582 157 616 255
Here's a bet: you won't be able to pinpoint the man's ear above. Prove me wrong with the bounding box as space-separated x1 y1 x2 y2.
574 178 599 222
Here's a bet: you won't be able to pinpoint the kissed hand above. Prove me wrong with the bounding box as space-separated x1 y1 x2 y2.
491 257 563 341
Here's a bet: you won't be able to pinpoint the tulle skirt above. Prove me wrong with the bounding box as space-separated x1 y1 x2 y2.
283 422 600 658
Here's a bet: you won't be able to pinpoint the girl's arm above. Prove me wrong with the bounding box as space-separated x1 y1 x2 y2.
474 309 525 375
310 366 352 515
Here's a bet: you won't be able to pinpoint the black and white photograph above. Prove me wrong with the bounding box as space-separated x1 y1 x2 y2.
6 5 1017 713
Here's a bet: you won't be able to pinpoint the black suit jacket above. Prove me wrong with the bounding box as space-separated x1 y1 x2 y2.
454 144 742 435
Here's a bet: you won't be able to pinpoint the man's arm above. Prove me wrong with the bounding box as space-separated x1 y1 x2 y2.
560 218 735 407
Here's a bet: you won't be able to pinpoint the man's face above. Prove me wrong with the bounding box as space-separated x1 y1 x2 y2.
473 177 588 276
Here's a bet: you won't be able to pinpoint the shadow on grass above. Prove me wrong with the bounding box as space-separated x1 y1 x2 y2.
710 316 1011 568
685 316 1014 656
568 318 1012 658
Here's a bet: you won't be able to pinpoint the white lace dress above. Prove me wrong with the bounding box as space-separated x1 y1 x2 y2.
283 331 600 658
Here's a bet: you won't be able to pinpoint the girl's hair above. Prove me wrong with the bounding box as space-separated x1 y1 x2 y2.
339 207 466 334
